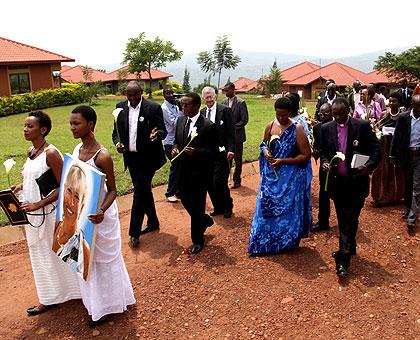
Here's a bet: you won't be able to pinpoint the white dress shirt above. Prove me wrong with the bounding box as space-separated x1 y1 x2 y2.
128 98 142 152
205 103 217 123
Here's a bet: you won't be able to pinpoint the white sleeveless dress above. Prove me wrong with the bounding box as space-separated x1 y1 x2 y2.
22 144 81 305
72 144 135 321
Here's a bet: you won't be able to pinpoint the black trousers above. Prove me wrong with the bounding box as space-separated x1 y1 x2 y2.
127 155 158 239
208 152 233 212
332 176 366 269
230 142 243 185
179 176 212 245
317 169 330 227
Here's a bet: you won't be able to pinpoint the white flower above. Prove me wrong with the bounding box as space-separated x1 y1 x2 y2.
3 159 16 174
139 116 145 122
219 146 226 152
190 126 198 140
336 152 345 161
361 113 367 120
111 108 123 121
220 120 224 125
270 134 280 143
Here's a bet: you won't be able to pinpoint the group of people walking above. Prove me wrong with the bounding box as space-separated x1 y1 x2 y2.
10 76 419 326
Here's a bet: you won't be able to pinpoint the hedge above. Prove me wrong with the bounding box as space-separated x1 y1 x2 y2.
0 83 91 116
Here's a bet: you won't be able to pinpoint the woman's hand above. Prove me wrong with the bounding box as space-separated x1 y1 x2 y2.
88 208 105 224
11 184 22 194
269 158 283 169
21 201 41 212
263 149 273 162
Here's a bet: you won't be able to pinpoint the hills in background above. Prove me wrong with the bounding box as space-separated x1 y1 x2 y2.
93 47 409 88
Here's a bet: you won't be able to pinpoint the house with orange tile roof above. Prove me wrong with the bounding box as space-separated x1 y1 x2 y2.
0 36 74 97
230 77 258 93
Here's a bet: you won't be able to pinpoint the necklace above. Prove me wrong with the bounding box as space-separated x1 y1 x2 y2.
28 140 46 159
389 110 399 118
79 139 96 161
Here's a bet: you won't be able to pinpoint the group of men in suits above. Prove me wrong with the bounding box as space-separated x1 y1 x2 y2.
112 80 248 253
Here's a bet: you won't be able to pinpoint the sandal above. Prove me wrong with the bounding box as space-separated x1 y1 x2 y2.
27 304 57 316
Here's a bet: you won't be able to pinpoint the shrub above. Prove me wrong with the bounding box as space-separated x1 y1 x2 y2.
151 81 183 96
0 84 91 116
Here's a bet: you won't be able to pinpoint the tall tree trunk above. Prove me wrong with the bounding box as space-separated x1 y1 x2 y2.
217 69 222 90
148 68 153 98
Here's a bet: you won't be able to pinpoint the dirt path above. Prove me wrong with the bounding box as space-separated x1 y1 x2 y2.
0 161 419 339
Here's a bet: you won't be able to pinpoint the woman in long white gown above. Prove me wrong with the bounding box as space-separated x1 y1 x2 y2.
69 105 135 327
13 111 80 315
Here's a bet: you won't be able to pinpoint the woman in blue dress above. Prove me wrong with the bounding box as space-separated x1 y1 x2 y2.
248 97 312 254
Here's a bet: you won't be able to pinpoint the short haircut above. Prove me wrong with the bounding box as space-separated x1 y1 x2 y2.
202 86 216 97
224 82 235 89
389 91 403 104
285 92 300 114
327 78 335 84
126 80 143 92
163 86 174 93
72 105 97 128
274 97 292 112
320 103 332 112
28 110 52 137
332 97 350 112
184 92 201 107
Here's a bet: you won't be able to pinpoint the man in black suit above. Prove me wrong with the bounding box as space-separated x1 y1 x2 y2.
201 86 235 218
112 81 167 247
397 78 414 109
312 103 333 232
320 98 381 276
390 95 420 230
348 80 362 113
315 78 335 121
315 82 337 121
172 93 218 254
222 82 249 189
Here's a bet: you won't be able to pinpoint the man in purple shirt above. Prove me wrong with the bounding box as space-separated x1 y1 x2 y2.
320 98 381 277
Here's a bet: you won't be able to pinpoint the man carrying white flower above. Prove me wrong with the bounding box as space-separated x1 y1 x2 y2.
320 97 381 276
172 93 219 254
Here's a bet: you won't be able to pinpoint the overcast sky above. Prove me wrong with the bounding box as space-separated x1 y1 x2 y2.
2 0 420 66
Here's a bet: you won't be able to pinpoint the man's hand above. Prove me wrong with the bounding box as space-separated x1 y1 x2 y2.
171 147 180 157
226 151 234 161
322 162 331 172
150 127 158 141
356 165 370 176
116 142 125 153
185 147 195 155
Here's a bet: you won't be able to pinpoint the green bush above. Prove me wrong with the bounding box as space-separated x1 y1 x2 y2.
0 84 91 116
152 81 183 96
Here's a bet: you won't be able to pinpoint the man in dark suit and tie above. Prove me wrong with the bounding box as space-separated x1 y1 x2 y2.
201 86 235 218
112 81 167 247
312 103 333 232
397 78 414 109
320 98 381 276
315 83 338 121
222 82 249 189
390 94 420 231
315 78 335 121
172 93 219 254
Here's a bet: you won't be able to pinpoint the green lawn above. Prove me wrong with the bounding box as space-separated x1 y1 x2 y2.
0 94 315 226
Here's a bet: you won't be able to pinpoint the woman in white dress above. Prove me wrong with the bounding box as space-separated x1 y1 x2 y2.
12 111 81 315
69 105 135 327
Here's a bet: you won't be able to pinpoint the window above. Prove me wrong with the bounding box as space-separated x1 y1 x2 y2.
9 73 31 94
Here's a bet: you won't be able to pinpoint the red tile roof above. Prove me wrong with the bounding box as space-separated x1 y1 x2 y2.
281 61 320 82
285 62 369 86
60 65 112 83
365 70 397 84
60 65 73 72
0 36 74 64
107 66 172 81
232 77 258 93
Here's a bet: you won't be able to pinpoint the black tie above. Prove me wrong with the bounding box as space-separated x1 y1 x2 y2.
207 108 211 120
183 118 191 144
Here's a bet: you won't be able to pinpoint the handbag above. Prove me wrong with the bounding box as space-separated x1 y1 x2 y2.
35 168 59 198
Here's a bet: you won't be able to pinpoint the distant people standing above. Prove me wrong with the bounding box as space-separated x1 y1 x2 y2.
311 103 333 232
222 82 249 189
353 88 382 123
161 86 182 203
348 80 362 113
397 78 414 109
390 95 420 231
201 86 235 218
315 78 335 121
367 83 386 112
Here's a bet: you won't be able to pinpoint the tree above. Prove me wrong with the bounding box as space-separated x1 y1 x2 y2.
197 35 241 89
123 32 183 96
374 46 420 81
182 66 191 93
81 65 93 83
258 60 282 96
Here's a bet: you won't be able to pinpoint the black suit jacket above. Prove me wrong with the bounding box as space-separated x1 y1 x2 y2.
320 118 381 198
397 88 414 108
390 110 412 165
174 114 218 180
200 103 235 153
112 98 167 171
221 96 249 143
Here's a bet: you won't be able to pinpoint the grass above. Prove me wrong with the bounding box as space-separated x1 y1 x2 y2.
0 94 315 226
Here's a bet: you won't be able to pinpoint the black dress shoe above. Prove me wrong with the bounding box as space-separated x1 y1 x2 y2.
27 304 57 316
210 210 224 217
311 223 329 232
140 225 159 235
190 244 204 254
231 183 241 189
224 209 232 218
336 265 349 277
204 215 214 229
130 236 140 248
